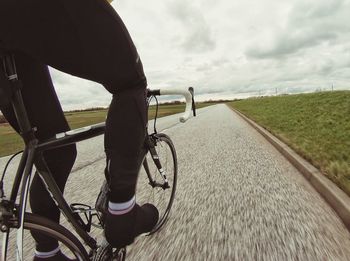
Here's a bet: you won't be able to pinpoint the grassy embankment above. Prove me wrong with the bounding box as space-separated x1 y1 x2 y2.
229 91 350 196
0 102 213 157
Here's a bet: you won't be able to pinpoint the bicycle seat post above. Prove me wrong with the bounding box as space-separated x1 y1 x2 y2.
1 53 36 144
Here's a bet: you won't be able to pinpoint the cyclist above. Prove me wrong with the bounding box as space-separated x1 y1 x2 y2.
0 0 159 260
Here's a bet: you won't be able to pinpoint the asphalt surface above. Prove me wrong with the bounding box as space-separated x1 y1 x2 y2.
1 104 350 260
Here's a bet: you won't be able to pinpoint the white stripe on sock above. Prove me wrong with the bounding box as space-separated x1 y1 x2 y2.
35 247 60 258
108 196 136 211
108 196 136 215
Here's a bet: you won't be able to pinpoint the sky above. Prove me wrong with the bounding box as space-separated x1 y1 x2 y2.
50 0 350 110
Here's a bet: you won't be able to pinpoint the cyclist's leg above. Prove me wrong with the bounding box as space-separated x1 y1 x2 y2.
58 0 159 247
0 52 77 254
0 0 158 248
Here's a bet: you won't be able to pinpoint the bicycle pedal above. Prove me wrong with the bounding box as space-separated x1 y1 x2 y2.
70 203 94 232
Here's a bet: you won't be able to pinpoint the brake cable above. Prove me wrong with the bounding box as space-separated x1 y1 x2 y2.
0 150 23 198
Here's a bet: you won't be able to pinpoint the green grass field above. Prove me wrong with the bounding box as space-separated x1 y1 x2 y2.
0 124 24 157
0 102 212 157
229 91 350 196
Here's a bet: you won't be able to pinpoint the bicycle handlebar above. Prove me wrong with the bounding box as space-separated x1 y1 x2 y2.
147 87 195 123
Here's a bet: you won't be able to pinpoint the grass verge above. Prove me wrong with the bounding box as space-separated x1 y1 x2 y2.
229 91 350 196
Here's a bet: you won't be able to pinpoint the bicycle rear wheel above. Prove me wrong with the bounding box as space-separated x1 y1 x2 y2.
137 133 177 234
3 213 89 260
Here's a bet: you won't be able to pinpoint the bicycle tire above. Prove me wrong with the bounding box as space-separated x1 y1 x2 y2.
138 133 178 234
4 213 90 260
92 241 126 261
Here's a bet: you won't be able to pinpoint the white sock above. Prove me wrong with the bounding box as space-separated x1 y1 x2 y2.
108 195 136 215
35 247 60 258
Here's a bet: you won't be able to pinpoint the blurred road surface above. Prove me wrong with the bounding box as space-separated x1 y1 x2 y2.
1 104 350 260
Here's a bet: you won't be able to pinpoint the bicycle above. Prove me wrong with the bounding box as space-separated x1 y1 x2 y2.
0 51 196 260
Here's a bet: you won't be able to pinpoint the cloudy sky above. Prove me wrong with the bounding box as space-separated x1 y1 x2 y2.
51 0 350 110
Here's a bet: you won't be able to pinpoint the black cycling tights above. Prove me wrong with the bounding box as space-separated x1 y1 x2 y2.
0 0 147 252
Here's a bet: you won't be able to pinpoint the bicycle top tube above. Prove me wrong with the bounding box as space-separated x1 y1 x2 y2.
37 122 105 152
35 87 195 148
37 87 195 152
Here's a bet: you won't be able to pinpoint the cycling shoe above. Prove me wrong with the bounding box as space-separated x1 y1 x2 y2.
105 203 159 248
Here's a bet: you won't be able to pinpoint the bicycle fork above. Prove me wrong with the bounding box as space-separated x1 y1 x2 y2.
144 136 170 189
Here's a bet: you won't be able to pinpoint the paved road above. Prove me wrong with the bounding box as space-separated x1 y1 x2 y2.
1 104 350 260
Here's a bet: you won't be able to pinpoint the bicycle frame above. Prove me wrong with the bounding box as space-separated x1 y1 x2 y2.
0 52 195 260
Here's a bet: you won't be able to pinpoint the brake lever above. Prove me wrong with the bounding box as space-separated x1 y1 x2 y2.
188 87 196 117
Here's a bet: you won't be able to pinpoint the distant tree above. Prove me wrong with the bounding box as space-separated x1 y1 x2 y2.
161 100 184 105
66 107 108 113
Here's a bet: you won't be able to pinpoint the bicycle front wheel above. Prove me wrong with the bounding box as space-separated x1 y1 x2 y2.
138 133 177 234
3 213 89 261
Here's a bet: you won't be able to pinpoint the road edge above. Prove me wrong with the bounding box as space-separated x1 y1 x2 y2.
227 105 350 231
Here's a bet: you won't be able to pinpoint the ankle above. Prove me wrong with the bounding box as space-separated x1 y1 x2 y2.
108 196 136 215
34 247 60 259
33 249 76 261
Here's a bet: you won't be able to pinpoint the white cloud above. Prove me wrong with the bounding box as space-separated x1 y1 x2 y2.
246 0 350 59
49 68 111 111
166 0 216 53
50 0 350 110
